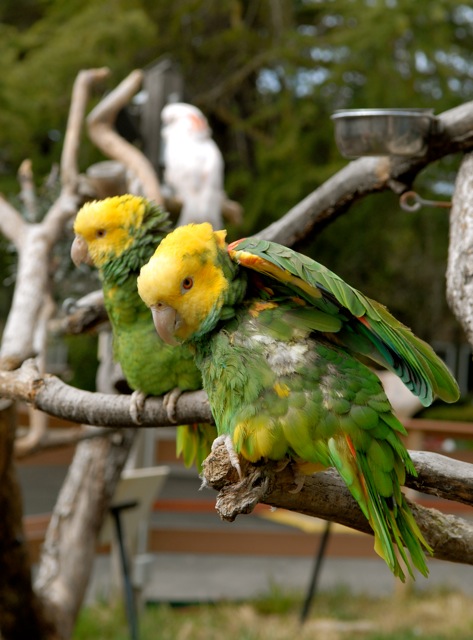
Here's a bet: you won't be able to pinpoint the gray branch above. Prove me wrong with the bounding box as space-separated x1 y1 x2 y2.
259 99 473 247
202 444 473 567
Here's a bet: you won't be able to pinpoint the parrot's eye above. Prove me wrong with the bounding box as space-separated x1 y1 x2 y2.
95 229 106 238
181 277 193 291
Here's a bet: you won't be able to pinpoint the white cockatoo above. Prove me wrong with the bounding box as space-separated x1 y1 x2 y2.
161 102 225 229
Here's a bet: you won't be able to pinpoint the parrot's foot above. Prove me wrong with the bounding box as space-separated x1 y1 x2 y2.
211 434 242 479
129 390 147 424
162 387 183 423
288 475 306 494
275 457 291 472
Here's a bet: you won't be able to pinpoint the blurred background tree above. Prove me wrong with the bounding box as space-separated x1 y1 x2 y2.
0 0 471 345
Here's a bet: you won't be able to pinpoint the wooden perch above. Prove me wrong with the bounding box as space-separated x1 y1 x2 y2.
202 443 473 567
0 359 214 428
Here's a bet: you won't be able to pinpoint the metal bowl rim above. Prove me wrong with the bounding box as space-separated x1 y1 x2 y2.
331 108 435 120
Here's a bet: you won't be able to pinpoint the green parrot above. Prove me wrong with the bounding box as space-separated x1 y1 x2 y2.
137 221 460 581
71 195 216 469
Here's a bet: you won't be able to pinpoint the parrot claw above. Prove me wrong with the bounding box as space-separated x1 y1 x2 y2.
211 434 242 479
275 458 291 472
129 390 147 424
162 387 183 423
288 476 305 494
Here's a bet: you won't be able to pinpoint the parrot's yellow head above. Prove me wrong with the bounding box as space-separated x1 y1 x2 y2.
137 223 229 344
71 195 147 268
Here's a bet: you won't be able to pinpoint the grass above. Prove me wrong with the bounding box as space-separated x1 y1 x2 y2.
73 585 473 640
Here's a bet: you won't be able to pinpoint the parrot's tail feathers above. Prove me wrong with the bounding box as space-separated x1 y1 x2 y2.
341 450 431 582
370 497 431 582
364 471 431 581
176 423 216 471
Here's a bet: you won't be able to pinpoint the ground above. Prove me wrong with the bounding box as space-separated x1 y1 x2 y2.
74 586 473 640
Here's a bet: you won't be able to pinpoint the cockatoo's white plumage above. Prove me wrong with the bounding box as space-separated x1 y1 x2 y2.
161 102 225 229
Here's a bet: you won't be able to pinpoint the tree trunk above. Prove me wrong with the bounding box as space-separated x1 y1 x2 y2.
0 400 58 639
446 152 473 342
34 428 136 640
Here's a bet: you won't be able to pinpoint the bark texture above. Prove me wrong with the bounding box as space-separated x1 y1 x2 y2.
203 444 473 567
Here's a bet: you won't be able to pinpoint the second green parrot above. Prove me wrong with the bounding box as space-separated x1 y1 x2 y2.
137 221 460 581
71 195 216 469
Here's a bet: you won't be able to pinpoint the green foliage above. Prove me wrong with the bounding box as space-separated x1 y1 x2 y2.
63 333 98 391
0 0 157 179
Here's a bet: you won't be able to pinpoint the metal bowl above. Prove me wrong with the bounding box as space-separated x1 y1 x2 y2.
331 108 436 158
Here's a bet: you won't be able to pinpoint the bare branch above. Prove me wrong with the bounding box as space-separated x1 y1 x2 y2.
0 67 106 368
0 195 26 249
17 160 38 222
50 290 107 335
202 444 473 567
3 359 472 519
61 68 111 190
86 69 163 204
15 423 116 459
0 359 213 427
0 225 52 369
15 408 49 458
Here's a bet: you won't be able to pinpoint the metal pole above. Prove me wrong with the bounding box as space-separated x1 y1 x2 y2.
300 520 332 625
110 501 140 640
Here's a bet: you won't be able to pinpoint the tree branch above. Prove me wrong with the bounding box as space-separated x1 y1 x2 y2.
61 68 110 191
3 358 473 534
258 99 473 247
0 196 26 249
202 443 473 567
86 69 163 205
0 359 214 428
17 159 38 222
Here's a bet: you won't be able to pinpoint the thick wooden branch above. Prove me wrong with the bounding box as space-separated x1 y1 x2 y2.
259 99 473 247
202 444 473 567
35 428 136 639
61 68 110 190
4 358 472 528
86 69 163 205
0 196 26 249
446 152 473 343
50 290 108 335
0 359 213 428
0 401 57 637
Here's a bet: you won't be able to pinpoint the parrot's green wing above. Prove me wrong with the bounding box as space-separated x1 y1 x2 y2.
228 237 459 407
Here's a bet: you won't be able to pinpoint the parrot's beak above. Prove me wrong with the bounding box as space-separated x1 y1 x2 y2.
151 304 180 346
71 235 93 267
